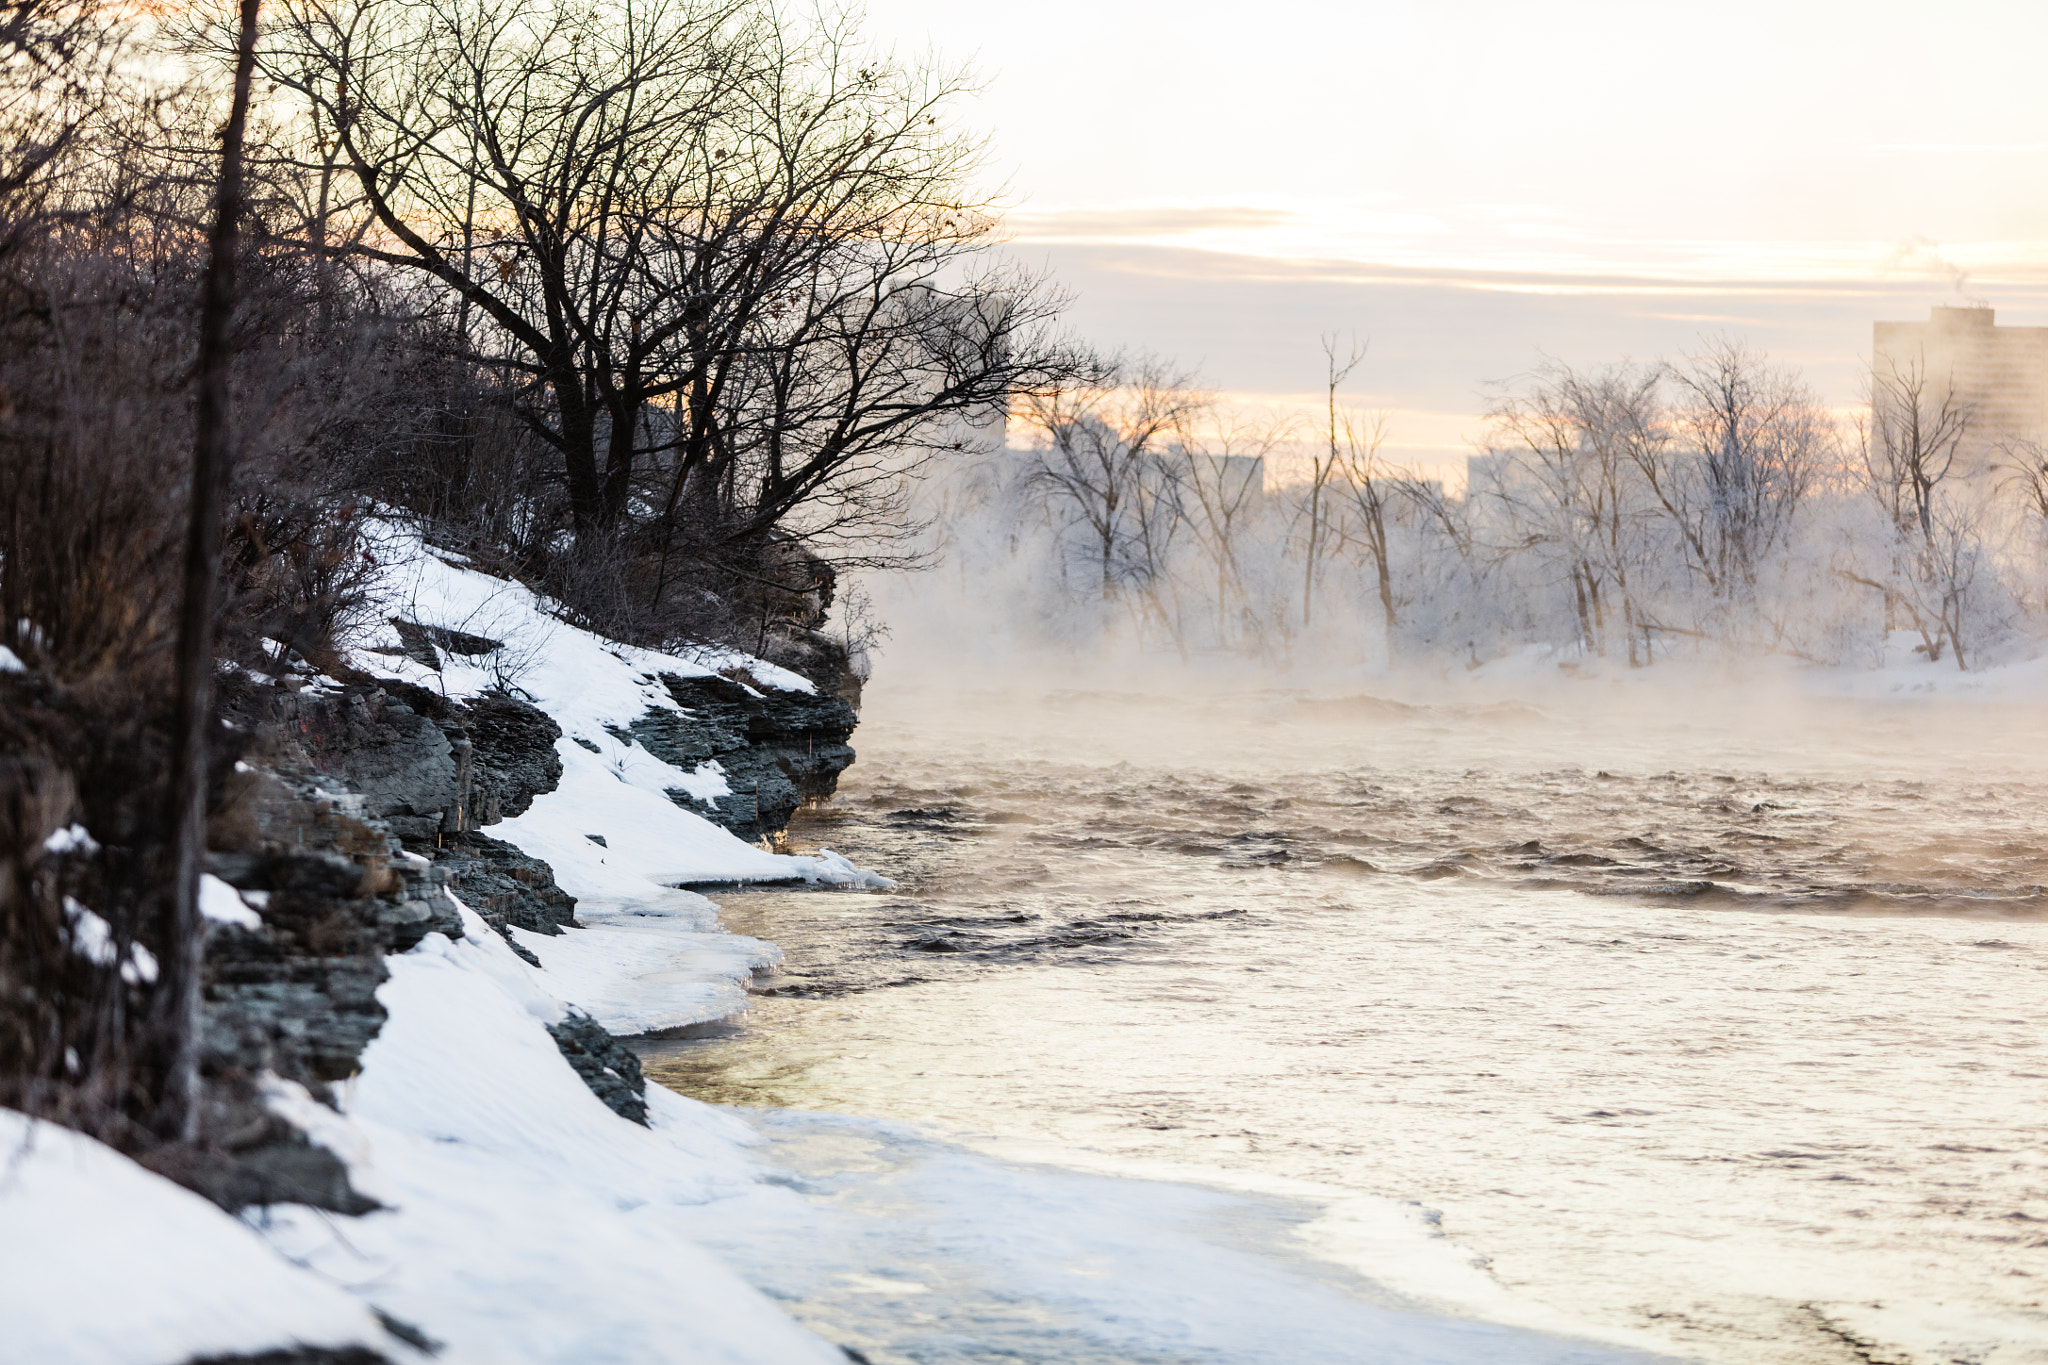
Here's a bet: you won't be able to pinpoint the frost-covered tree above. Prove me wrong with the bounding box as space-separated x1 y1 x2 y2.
1477 361 1667 663
1652 341 1827 614
1851 355 1982 666
1016 357 1200 604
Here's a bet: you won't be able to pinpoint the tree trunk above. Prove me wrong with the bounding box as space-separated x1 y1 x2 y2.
161 0 261 1141
557 382 603 533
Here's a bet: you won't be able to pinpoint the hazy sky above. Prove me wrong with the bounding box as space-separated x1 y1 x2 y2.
858 0 2048 473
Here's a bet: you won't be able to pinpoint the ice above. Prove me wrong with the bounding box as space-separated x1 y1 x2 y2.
508 893 778 1036
664 1111 1673 1365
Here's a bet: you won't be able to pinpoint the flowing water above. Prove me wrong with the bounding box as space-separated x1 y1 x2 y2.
639 674 2048 1365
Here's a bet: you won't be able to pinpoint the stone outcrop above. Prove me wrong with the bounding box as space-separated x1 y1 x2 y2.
181 759 467 1214
460 689 566 825
433 831 577 947
624 672 857 842
546 1013 649 1125
287 676 564 848
276 678 575 950
178 642 857 1206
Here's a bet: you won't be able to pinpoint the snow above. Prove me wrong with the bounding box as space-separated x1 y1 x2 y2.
346 523 814 725
0 1110 396 1365
246 898 850 1365
199 872 264 929
349 521 891 895
495 739 796 893
64 896 157 983
42 822 98 855
1799 635 2048 700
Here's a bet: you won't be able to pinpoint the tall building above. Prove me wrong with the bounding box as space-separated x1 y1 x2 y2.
1872 305 2048 476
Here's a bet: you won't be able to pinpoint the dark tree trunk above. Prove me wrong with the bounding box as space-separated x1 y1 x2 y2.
161 0 261 1141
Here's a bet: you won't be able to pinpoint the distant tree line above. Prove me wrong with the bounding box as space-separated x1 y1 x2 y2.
936 340 2048 672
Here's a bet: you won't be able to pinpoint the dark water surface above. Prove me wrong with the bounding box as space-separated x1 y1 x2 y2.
643 679 2048 1365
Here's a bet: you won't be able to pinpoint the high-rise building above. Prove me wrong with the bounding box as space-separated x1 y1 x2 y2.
1872 305 2048 476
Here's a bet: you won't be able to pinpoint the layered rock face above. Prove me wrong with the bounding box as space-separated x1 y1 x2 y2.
624 672 857 843
180 676 597 1214
276 680 576 946
190 768 462 1212
190 641 859 1189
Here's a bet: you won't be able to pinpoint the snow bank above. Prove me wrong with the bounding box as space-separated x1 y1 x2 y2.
261 527 876 1359
348 523 814 711
0 525 889 1365
349 521 888 893
250 898 849 1365
1454 633 2048 703
341 522 887 1038
0 1111 397 1365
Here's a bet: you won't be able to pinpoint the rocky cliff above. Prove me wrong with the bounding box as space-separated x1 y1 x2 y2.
622 670 858 843
187 647 856 1209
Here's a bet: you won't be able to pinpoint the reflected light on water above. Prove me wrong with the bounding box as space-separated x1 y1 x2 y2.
641 679 2048 1364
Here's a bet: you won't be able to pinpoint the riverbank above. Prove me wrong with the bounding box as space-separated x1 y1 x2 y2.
13 530 2037 1363
1 528 881 1364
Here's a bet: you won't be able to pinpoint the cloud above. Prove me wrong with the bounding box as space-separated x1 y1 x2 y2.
1003 204 1303 242
997 240 2048 426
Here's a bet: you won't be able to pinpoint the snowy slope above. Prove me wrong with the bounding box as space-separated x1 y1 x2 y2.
0 1111 401 1365
339 522 887 1033
347 522 884 892
248 898 850 1365
250 530 871 1359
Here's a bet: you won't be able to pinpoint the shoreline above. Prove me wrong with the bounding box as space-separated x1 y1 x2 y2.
16 529 2041 1363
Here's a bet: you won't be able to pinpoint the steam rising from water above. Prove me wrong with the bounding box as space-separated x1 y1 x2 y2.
645 671 2048 1364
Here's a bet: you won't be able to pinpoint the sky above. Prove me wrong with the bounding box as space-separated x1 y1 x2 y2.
856 0 2048 476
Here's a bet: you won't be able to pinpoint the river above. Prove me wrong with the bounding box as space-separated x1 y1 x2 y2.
637 670 2048 1365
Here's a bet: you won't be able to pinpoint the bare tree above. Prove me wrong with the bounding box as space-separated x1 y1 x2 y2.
0 0 125 241
1300 333 1365 627
1641 339 1824 615
1854 354 1978 665
1172 408 1284 652
1480 361 1660 663
247 0 1077 588
158 0 262 1141
1328 405 1398 638
2003 437 2048 526
1016 355 1201 601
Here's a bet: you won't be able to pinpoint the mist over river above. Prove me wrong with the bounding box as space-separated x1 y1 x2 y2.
639 671 2048 1365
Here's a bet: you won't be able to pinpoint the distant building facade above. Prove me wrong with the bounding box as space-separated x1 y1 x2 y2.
1872 305 2048 477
